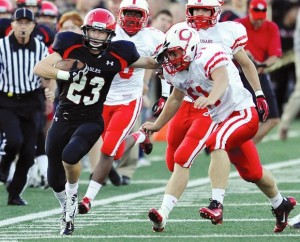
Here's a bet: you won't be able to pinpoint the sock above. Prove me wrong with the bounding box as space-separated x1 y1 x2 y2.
212 188 225 204
269 193 284 209
84 180 102 201
132 131 146 144
65 181 78 197
36 155 48 178
53 190 65 208
160 194 178 217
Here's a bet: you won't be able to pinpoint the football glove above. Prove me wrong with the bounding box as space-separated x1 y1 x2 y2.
152 96 167 117
153 41 169 65
255 90 269 122
69 61 89 82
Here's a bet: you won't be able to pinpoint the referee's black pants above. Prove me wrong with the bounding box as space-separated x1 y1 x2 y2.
0 92 43 197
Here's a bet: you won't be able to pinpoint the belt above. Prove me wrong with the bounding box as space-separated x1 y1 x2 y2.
0 90 39 99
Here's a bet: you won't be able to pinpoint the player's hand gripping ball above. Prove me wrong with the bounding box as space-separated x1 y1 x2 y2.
55 59 88 82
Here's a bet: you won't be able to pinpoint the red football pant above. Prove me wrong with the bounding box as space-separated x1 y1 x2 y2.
206 107 263 182
166 100 216 172
101 97 142 160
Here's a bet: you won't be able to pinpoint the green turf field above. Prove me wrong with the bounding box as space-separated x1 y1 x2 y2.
1 121 300 241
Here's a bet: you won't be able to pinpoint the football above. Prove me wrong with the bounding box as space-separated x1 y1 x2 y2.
54 58 85 71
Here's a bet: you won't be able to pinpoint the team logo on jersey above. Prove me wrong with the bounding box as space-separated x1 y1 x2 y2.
88 67 101 74
106 61 114 66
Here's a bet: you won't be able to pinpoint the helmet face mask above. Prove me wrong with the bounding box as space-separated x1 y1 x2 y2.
81 8 116 51
186 0 222 30
118 0 149 35
162 26 199 75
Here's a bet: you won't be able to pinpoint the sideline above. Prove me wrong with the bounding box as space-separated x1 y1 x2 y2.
0 158 300 228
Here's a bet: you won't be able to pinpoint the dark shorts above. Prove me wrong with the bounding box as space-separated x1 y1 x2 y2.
241 73 280 119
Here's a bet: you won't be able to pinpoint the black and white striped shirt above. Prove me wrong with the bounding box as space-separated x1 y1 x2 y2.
0 34 49 94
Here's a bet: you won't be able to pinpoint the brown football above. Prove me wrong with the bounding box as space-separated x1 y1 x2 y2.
54 58 85 71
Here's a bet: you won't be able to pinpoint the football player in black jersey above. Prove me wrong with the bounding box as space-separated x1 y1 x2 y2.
33 8 159 236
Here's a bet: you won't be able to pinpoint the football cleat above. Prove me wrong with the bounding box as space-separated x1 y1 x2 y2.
272 196 297 233
60 193 78 235
288 213 300 229
199 199 223 225
148 208 167 232
139 129 153 155
78 196 91 214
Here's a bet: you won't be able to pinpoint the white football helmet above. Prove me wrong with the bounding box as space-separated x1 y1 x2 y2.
186 0 222 30
162 24 199 75
118 0 149 35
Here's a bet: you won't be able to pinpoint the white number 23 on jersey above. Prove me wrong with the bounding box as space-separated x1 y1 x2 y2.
67 76 104 105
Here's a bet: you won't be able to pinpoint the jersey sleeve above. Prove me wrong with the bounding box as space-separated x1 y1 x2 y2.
110 40 140 67
198 44 230 79
226 21 248 55
52 32 80 56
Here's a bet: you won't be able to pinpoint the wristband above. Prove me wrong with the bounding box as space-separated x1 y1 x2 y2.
57 70 70 81
255 90 264 97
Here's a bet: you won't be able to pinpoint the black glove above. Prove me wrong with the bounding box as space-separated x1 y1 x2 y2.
69 61 89 82
152 96 167 117
153 41 169 65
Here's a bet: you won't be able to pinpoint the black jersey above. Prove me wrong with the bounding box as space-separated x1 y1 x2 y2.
52 31 140 119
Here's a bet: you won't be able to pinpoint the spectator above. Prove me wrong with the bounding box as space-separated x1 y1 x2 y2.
57 10 83 34
220 0 248 22
270 1 299 115
0 8 52 205
279 7 300 141
150 9 173 33
236 0 282 144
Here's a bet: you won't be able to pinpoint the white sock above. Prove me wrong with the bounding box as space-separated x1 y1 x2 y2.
36 155 48 178
212 188 225 204
65 181 78 196
269 193 284 209
84 180 102 201
134 131 146 144
53 190 65 208
160 194 177 217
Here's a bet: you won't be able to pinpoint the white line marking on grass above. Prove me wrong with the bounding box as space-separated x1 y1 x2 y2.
0 158 299 228
1 234 300 240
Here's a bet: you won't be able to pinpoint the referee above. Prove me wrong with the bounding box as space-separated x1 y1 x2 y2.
0 8 53 205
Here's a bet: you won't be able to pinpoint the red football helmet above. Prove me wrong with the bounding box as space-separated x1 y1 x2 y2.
118 0 149 35
0 0 13 13
16 0 42 8
81 8 116 51
38 1 58 18
186 0 222 30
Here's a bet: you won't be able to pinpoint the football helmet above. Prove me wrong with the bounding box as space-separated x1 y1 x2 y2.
186 0 222 30
162 24 199 75
16 0 42 8
81 8 116 51
37 1 58 18
0 0 13 13
118 0 149 35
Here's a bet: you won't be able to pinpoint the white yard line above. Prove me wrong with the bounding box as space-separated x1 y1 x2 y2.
0 158 300 228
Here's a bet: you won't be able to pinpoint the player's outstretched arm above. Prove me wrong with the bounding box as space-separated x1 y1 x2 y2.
33 52 63 80
143 88 185 134
130 56 160 69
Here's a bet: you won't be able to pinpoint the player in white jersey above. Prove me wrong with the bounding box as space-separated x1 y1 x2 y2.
78 0 165 214
143 24 296 233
